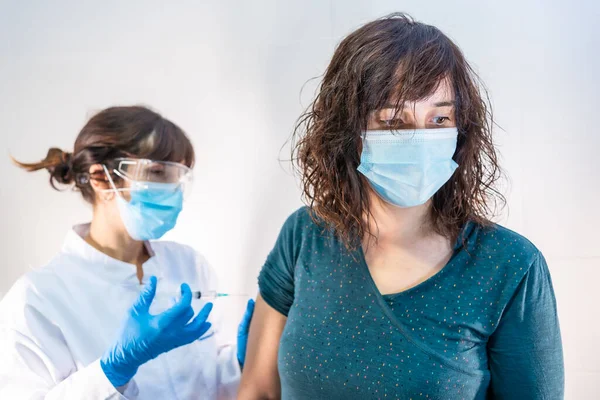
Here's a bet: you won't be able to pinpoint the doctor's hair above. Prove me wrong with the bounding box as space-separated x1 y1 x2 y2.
12 105 194 203
292 13 505 248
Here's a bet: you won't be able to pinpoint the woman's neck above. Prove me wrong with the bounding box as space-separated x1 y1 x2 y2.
365 191 434 248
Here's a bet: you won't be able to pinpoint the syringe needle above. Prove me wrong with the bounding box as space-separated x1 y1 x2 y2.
190 291 248 300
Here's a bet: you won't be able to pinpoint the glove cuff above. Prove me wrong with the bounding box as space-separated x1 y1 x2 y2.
100 356 138 388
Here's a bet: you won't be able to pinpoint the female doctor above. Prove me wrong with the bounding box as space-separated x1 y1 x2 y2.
0 105 254 399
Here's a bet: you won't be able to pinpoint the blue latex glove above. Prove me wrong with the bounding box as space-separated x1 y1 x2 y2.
101 276 213 387
237 298 255 367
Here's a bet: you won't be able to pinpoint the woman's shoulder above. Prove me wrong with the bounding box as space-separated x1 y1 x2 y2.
284 205 313 225
479 223 540 255
467 221 544 274
456 223 553 309
281 206 327 236
273 206 337 254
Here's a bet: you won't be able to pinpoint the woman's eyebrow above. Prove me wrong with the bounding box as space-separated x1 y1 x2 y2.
380 100 455 109
433 100 455 107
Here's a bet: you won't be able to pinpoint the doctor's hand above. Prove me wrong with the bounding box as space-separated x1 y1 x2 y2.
237 298 255 367
100 276 213 388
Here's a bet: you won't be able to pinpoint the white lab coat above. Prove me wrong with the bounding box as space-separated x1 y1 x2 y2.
0 224 241 399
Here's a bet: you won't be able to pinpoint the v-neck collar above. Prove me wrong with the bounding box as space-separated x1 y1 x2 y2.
357 221 478 299
61 223 162 286
351 221 486 377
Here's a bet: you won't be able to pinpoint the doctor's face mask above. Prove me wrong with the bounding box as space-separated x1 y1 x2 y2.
102 159 193 241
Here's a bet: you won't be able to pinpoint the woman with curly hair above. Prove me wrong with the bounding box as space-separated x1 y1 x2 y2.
239 13 564 400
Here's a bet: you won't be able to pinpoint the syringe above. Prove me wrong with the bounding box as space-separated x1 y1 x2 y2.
190 291 248 300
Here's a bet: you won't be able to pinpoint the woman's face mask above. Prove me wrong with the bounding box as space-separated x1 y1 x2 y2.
358 84 458 208
357 127 458 208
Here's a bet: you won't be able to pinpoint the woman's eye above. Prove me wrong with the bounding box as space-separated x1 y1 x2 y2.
432 116 450 125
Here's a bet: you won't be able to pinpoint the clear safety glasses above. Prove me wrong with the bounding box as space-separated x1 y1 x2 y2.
104 158 193 198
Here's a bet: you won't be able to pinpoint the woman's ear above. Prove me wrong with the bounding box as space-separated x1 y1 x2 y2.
89 164 114 201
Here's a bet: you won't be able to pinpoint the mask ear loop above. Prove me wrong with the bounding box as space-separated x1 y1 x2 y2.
101 165 124 202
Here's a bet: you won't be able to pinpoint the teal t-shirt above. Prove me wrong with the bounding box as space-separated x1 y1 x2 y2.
258 207 564 399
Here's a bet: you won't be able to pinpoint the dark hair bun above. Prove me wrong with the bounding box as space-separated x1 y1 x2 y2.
44 148 74 187
12 106 193 202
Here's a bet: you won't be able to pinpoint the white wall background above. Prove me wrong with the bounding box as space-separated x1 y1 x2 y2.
0 0 598 398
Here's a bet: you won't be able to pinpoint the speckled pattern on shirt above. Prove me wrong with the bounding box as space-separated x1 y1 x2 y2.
258 207 563 400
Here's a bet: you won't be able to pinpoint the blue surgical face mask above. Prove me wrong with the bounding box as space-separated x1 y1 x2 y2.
357 127 459 208
102 164 184 241
116 182 184 241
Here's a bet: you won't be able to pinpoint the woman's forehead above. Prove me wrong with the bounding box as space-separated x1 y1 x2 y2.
426 79 454 102
384 78 455 109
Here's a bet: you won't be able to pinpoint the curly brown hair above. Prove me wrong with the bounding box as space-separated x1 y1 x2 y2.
292 13 504 248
